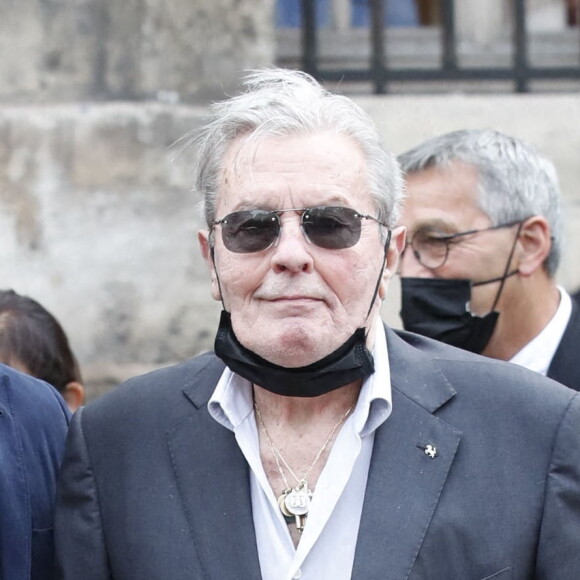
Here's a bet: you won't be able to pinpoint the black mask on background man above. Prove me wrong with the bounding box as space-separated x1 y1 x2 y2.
400 220 523 354
400 277 500 354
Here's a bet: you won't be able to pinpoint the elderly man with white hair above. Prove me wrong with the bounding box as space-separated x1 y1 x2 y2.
55 70 580 580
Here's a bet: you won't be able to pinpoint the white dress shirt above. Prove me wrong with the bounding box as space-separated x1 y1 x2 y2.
509 286 572 376
208 320 392 580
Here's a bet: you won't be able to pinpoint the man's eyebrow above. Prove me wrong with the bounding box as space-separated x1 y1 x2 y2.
229 194 354 212
319 194 352 205
225 198 269 212
411 218 457 234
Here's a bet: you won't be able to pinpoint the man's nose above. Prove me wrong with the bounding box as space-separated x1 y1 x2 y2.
399 245 435 278
270 214 313 274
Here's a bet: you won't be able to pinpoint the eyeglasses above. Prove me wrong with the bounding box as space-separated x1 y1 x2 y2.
404 219 524 270
212 206 388 254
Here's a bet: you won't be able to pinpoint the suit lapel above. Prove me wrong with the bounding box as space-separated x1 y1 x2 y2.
352 329 462 580
166 332 464 579
166 357 262 580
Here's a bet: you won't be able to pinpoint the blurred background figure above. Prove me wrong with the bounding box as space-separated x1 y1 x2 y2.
276 0 419 27
0 363 70 580
0 289 84 411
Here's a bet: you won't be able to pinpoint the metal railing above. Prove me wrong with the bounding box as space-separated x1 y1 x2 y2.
297 0 580 93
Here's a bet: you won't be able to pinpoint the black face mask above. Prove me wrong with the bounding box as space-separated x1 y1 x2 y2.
214 311 375 398
400 220 523 354
400 277 500 354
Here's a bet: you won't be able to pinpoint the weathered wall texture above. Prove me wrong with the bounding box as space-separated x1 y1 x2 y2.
0 0 274 103
0 103 217 395
1 95 579 399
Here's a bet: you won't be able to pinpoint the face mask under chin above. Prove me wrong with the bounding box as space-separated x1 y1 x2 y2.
214 310 375 397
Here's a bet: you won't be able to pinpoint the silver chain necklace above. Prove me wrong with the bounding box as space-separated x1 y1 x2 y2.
254 402 354 532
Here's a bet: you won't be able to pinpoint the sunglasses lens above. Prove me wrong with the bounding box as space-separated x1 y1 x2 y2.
217 206 365 253
302 207 361 249
220 210 279 253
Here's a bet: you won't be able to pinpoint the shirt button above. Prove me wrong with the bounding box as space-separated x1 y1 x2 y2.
293 570 302 579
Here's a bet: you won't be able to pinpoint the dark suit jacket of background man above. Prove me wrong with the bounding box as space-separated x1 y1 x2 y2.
55 327 580 580
547 297 580 390
0 364 70 580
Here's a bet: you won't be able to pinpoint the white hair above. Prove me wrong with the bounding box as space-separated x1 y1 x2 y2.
193 68 404 229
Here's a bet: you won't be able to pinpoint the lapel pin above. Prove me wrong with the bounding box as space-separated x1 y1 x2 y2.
417 443 438 459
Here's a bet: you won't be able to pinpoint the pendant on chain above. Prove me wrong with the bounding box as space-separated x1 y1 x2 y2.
254 401 354 534
278 480 312 532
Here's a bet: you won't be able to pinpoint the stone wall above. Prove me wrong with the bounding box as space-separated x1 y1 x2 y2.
1 95 579 399
0 102 215 395
0 0 274 103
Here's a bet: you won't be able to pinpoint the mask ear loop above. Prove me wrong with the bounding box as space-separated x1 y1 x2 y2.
209 238 228 311
488 220 524 312
364 229 392 322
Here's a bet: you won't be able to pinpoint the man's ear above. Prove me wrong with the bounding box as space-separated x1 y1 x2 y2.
62 381 85 412
198 230 222 301
379 226 406 299
516 216 552 277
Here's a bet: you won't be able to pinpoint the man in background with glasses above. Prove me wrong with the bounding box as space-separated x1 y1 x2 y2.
55 71 580 579
398 129 580 391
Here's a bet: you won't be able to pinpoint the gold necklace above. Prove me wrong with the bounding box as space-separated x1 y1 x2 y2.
254 402 354 532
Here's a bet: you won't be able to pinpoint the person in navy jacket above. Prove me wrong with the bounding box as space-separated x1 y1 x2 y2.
0 364 70 580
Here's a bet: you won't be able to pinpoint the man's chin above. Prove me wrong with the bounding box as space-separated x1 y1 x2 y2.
243 332 346 368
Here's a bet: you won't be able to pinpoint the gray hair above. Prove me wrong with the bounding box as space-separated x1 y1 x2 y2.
398 129 562 276
194 68 404 229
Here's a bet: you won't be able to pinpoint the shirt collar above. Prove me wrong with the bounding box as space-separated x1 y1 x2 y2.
208 319 392 436
509 286 573 375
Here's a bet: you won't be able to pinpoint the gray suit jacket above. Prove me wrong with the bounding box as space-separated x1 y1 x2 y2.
55 328 580 579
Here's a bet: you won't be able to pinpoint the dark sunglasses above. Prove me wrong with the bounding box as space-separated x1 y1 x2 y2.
212 206 388 253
